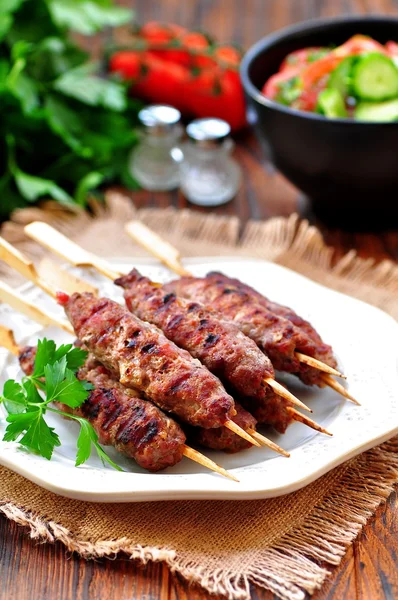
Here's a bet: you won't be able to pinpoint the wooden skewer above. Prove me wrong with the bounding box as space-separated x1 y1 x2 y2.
0 281 73 334
0 326 20 357
248 429 290 457
3 238 262 452
126 220 192 277
286 407 333 436
0 236 97 296
295 352 346 379
321 374 360 405
0 324 240 482
181 446 239 481
24 222 122 281
265 378 312 413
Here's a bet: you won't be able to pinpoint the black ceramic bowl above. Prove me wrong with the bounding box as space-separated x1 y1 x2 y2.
241 16 398 230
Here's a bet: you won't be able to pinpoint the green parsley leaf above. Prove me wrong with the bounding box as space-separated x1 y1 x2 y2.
43 356 67 398
47 0 132 36
3 409 40 442
47 367 90 408
1 379 27 414
53 343 85 369
33 338 56 377
19 410 61 459
45 95 92 157
74 417 122 470
14 169 75 206
54 64 127 111
75 418 93 465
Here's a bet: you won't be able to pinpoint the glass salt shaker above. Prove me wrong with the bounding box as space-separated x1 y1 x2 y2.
129 105 183 191
180 118 241 206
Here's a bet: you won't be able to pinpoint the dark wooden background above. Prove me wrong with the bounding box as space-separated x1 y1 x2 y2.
1 1 397 599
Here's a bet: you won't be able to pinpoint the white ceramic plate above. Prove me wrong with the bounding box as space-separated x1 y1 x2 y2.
0 257 397 502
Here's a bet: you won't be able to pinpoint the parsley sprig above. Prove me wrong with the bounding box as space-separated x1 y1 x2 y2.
0 338 122 471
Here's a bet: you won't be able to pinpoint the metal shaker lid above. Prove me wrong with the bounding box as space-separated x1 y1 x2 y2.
186 118 231 148
138 105 181 135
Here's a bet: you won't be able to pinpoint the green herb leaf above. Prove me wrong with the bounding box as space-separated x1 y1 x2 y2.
14 169 75 206
33 338 56 377
75 171 104 205
3 409 39 442
0 15 13 43
54 64 127 111
1 379 27 414
47 0 132 36
45 362 90 408
43 356 67 397
54 345 88 371
74 417 122 470
2 0 26 14
19 410 61 459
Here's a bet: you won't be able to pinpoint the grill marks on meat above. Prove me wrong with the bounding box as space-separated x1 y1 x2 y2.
62 293 235 428
17 346 186 472
191 402 256 453
115 270 297 435
115 269 274 400
163 276 326 385
207 272 337 373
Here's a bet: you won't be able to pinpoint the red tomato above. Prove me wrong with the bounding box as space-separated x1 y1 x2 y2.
300 55 343 87
262 67 301 99
213 45 242 66
386 41 398 56
139 22 186 45
109 51 143 81
135 55 190 112
279 47 327 72
334 34 386 57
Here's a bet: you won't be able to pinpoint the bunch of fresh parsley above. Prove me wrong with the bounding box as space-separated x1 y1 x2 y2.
0 0 141 219
0 338 122 470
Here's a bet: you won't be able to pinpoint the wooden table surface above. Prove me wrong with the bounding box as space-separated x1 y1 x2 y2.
1 1 398 599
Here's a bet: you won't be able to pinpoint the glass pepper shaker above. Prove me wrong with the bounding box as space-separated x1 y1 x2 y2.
180 118 241 206
129 105 183 191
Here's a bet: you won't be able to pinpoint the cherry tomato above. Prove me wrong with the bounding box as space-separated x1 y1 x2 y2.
386 41 398 57
262 66 301 99
109 51 143 80
279 47 328 72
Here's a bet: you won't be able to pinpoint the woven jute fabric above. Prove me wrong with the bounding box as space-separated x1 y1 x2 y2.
0 191 397 600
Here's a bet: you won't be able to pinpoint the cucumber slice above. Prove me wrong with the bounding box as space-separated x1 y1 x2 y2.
355 99 398 122
352 53 398 101
328 56 354 97
317 88 347 118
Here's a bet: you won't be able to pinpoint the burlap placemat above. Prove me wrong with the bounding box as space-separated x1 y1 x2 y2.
0 191 397 600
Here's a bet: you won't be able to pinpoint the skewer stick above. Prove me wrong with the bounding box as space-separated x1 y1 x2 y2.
182 445 239 481
24 222 121 281
295 352 346 379
0 325 239 482
321 374 360 405
0 327 19 356
0 281 73 334
265 378 312 413
125 220 348 383
286 407 333 436
224 420 260 447
4 240 261 451
0 236 97 296
248 429 290 457
126 221 192 277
